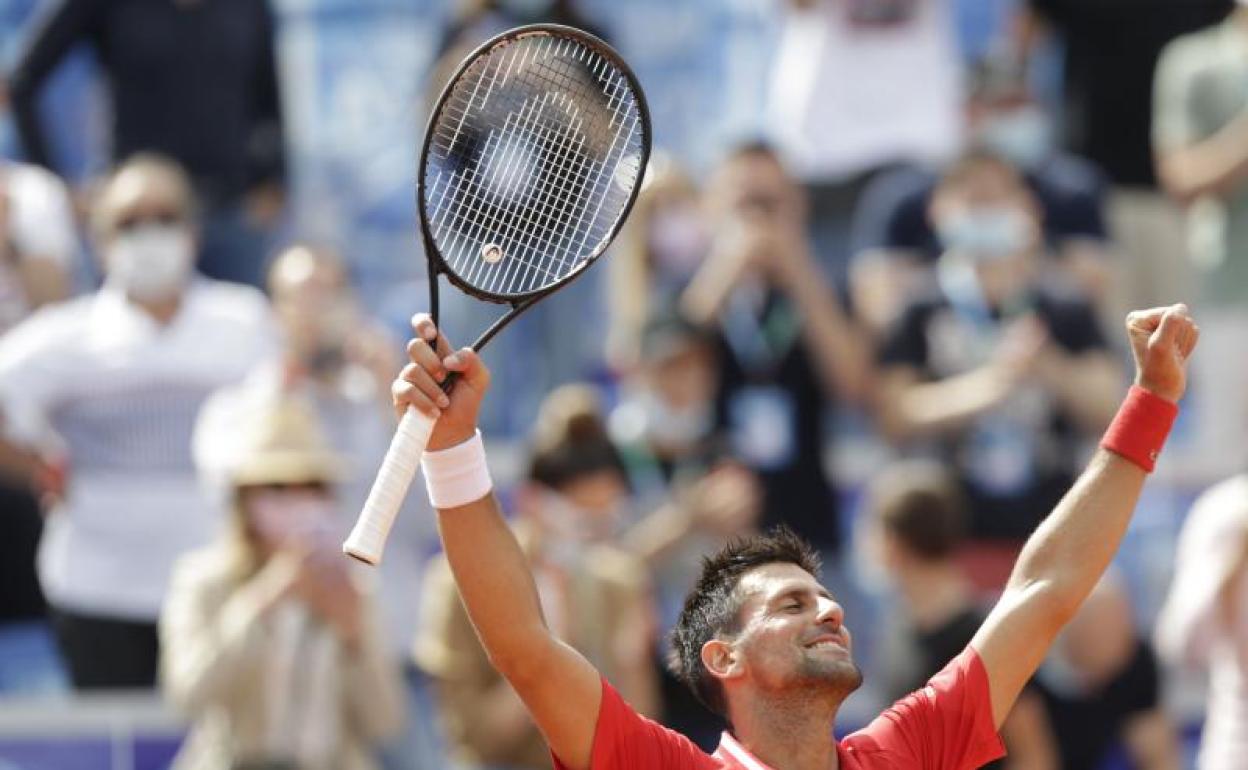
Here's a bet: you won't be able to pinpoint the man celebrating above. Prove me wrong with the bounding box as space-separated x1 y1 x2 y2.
391 303 1198 769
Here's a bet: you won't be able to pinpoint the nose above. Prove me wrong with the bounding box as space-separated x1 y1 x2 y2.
815 596 844 629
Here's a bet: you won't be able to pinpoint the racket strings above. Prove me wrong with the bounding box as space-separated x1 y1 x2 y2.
440 39 626 289
425 32 644 299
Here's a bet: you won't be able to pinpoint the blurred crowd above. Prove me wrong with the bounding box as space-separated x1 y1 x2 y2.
0 1 1247 769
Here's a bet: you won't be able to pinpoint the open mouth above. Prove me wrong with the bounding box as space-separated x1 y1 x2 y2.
804 636 846 651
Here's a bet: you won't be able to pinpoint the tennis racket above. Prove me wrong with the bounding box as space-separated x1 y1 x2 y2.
343 24 651 565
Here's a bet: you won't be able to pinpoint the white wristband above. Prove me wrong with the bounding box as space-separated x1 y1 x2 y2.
421 430 493 509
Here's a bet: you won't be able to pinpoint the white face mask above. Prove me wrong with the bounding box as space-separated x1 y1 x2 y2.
976 106 1052 170
106 224 195 301
936 206 1033 262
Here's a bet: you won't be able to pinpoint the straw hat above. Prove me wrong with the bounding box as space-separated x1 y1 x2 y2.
230 397 347 488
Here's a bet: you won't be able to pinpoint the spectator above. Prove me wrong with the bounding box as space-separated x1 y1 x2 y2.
9 0 286 287
415 385 657 770
1033 575 1181 770
0 155 77 696
682 141 869 557
865 460 1058 770
605 155 708 372
876 153 1120 546
765 0 964 277
610 312 762 748
0 154 275 689
0 159 76 332
193 244 445 768
1153 6 1248 482
1155 473 1248 770
850 57 1111 335
1014 0 1232 319
161 398 404 770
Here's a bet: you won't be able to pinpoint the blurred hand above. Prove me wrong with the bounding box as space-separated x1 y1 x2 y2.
299 547 364 646
991 314 1049 386
396 314 492 450
683 463 762 537
244 182 286 229
1125 304 1199 403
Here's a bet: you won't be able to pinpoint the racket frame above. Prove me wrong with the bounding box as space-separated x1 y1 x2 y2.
416 23 652 349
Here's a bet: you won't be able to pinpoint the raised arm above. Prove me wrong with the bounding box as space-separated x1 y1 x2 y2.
394 315 603 770
971 304 1199 727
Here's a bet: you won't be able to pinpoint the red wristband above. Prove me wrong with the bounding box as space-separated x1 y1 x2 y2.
1100 385 1179 472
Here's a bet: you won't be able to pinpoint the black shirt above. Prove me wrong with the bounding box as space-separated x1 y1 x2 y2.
1029 0 1232 187
9 0 285 206
0 478 47 622
878 282 1108 540
851 157 1109 263
1034 640 1163 770
885 606 1006 770
714 291 840 551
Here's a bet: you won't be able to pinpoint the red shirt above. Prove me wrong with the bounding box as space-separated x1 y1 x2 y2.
553 647 1005 770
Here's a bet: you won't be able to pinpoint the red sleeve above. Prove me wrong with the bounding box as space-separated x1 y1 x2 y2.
551 678 716 770
840 647 1006 770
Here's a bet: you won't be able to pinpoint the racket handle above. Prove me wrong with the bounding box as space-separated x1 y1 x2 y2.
343 407 437 565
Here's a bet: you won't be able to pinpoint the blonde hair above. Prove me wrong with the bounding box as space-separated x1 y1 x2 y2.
90 153 196 244
605 154 698 370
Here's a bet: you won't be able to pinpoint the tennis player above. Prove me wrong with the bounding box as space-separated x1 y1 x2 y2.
395 303 1198 770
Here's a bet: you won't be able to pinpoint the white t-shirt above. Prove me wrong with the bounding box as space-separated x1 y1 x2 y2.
766 0 964 181
0 161 78 332
1155 474 1248 770
0 279 277 620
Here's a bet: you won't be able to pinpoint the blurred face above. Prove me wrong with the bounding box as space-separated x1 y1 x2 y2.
532 469 629 543
931 163 1041 303
968 92 1052 170
708 153 800 229
269 247 355 370
646 192 709 282
638 337 717 453
239 482 337 554
721 563 862 700
97 167 196 301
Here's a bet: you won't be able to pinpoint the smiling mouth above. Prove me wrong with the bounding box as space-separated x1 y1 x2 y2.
804 638 846 651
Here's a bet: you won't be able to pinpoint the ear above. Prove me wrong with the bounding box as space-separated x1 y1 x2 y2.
701 637 745 685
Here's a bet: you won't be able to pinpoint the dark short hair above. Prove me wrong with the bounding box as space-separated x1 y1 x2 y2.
669 526 821 717
526 386 626 490
868 461 966 560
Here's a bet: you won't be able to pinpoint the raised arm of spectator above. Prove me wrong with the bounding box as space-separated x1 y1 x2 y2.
1153 34 1248 205
396 314 604 770
8 0 96 169
970 304 1199 727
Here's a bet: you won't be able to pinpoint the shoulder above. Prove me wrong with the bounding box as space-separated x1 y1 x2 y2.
187 279 273 322
1031 153 1106 199
843 647 1004 765
1160 23 1227 69
1181 475 1248 545
168 545 243 600
562 677 715 770
0 294 94 355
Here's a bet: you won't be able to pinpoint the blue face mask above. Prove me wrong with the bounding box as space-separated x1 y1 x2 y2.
936 206 1032 262
976 107 1052 170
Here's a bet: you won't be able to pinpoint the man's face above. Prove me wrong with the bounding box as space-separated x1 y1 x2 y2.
729 562 862 698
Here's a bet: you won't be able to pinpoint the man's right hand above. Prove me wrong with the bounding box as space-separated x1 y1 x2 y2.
393 314 492 451
1125 304 1199 404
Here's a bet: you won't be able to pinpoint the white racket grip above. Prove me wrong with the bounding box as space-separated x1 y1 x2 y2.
343 407 437 565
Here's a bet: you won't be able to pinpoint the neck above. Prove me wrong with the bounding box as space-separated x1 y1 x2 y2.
729 690 841 770
129 293 182 325
894 559 972 632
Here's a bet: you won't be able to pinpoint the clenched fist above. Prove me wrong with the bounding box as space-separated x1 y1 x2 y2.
1125 304 1199 404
